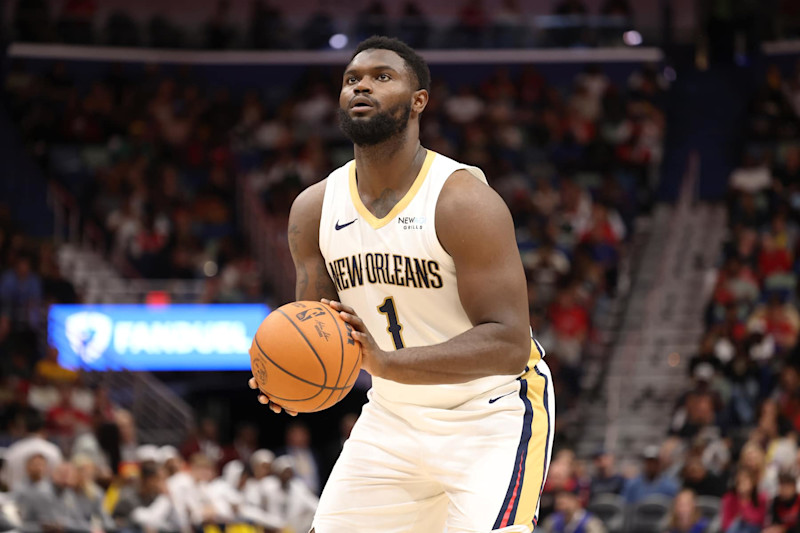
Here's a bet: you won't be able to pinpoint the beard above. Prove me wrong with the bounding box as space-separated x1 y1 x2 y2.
338 102 412 146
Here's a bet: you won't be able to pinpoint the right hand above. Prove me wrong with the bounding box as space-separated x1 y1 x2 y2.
248 377 298 416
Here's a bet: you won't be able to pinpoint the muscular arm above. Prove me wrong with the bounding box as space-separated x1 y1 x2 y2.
287 181 338 302
342 170 531 384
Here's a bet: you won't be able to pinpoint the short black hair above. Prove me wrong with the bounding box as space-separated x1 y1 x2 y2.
351 36 430 91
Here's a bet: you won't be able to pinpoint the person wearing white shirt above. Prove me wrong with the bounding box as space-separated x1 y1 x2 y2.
2 412 62 491
263 456 318 533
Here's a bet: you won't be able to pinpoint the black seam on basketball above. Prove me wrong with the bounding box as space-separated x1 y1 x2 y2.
275 308 328 386
262 389 324 403
320 304 346 387
335 348 362 404
253 336 351 391
311 305 347 411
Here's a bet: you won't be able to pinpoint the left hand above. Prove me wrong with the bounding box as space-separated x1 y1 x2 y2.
322 299 389 378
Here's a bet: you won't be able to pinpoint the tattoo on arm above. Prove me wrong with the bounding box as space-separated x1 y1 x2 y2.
289 222 337 301
315 260 338 300
288 224 309 299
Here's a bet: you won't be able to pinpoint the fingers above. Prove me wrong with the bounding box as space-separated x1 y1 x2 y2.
323 299 357 316
253 384 298 416
339 311 366 332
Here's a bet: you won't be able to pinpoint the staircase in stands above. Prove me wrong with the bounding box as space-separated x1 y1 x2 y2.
576 159 727 461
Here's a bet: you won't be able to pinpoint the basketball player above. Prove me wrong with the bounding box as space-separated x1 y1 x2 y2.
249 36 555 532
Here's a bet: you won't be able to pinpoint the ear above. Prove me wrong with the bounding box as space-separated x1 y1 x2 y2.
411 89 428 115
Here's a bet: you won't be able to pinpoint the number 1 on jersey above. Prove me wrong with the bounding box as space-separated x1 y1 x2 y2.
377 296 404 349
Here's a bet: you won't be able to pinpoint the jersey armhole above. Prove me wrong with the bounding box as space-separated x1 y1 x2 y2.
318 174 339 261
424 166 488 260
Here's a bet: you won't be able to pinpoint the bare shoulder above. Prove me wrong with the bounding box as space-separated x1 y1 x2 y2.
288 179 327 257
436 169 513 232
289 179 327 223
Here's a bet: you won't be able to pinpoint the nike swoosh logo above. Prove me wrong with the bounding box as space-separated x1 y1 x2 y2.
335 219 357 231
488 391 516 404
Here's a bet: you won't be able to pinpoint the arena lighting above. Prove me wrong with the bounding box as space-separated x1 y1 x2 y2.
48 304 270 371
329 33 349 50
623 30 643 47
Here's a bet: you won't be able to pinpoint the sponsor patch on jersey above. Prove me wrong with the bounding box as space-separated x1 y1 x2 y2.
397 216 426 230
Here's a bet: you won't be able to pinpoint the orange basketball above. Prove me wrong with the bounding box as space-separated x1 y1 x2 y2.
249 301 362 413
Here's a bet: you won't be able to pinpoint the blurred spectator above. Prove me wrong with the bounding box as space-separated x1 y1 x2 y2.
13 454 64 531
181 417 224 467
397 1 430 48
492 0 525 48
721 470 768 533
681 454 726 497
204 0 235 49
57 0 97 45
547 283 590 395
249 0 288 49
748 293 800 355
72 454 114 531
262 456 318 533
2 411 62 491
766 471 800 532
444 85 485 124
523 238 571 307
38 245 78 306
621 445 680 504
730 154 773 195
665 489 709 533
113 461 180 531
540 452 578 518
0 253 42 335
301 7 335 49
454 0 489 48
182 452 229 527
540 484 606 533
670 364 724 439
33 345 79 386
245 448 274 506
355 1 389 40
115 409 139 464
738 442 769 497
280 422 320 495
45 385 91 446
589 449 625 497
221 422 259 466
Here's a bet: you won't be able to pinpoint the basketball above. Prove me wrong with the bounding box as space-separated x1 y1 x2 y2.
249 301 362 413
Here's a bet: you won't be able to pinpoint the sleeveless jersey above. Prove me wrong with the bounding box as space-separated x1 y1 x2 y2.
319 149 542 409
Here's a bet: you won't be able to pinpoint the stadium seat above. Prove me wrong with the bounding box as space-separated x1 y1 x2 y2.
626 495 672 533
694 495 721 524
587 493 626 533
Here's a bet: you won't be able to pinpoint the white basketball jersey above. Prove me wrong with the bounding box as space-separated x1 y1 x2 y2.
319 149 539 409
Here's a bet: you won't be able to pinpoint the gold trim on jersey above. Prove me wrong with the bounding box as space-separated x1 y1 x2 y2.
348 149 435 229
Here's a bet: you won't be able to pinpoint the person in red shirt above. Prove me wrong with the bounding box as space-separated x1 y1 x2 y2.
721 470 768 533
758 233 792 279
548 285 590 342
45 384 91 445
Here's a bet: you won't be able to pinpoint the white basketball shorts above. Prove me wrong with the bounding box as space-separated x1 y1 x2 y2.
312 359 555 533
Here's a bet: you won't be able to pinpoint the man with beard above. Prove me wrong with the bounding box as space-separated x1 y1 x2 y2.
249 35 554 533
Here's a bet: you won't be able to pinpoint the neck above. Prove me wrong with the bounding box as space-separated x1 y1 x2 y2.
353 130 423 203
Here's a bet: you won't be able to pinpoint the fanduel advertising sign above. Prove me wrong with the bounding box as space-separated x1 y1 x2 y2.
48 304 270 371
